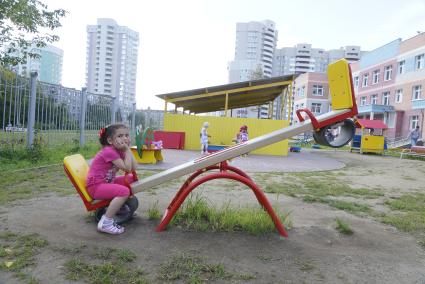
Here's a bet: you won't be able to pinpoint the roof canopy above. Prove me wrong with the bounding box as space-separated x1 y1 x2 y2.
156 75 294 114
355 119 388 129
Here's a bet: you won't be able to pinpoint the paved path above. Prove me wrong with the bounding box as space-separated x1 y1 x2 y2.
138 149 345 172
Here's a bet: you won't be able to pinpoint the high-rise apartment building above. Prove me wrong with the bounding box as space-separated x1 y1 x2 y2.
272 44 362 77
86 18 139 121
11 44 63 84
228 20 277 118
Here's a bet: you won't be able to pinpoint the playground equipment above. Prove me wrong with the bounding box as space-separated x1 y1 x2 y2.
131 127 163 164
127 59 358 238
350 119 387 155
63 154 139 224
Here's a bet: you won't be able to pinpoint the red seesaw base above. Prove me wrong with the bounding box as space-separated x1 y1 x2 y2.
155 161 288 237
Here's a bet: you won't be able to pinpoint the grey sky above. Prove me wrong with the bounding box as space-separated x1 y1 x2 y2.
42 0 425 109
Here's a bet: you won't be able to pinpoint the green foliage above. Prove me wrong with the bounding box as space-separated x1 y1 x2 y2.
65 258 147 284
381 194 425 234
0 231 47 279
170 195 291 235
335 218 354 235
0 0 66 66
148 201 161 220
157 254 232 283
0 140 100 172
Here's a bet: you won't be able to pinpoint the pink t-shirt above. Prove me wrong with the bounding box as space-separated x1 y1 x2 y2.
86 146 125 187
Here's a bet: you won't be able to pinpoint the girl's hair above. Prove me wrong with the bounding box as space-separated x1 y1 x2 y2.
98 123 129 146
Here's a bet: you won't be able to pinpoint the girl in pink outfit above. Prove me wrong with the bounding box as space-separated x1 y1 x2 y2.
86 123 137 235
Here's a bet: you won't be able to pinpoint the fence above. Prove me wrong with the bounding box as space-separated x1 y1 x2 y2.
0 69 138 148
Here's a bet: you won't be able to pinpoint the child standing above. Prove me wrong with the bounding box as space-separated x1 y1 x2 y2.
200 122 211 154
86 124 138 235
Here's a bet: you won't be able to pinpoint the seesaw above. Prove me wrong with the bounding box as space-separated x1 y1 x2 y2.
64 59 358 237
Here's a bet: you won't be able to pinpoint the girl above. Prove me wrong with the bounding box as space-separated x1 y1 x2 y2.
237 125 249 143
86 124 138 235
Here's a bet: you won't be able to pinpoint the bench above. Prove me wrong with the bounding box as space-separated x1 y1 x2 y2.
130 146 163 164
400 146 425 159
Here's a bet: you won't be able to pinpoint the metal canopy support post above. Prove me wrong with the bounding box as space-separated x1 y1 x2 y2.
224 93 229 117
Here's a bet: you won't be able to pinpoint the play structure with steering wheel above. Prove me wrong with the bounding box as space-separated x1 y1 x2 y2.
64 59 358 238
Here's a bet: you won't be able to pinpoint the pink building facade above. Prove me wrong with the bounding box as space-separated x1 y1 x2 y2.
292 72 330 124
351 34 425 140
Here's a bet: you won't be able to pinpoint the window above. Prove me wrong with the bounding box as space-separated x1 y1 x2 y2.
384 65 392 81
412 85 422 100
415 54 424 70
395 89 403 103
311 103 321 113
372 70 380 84
398 60 405 74
312 85 324 96
410 115 419 129
371 94 378 104
360 96 367 106
382 91 390 105
354 76 359 88
362 74 369 87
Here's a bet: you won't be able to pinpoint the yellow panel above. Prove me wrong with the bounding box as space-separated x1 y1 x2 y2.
63 154 92 202
130 147 159 164
327 59 353 110
164 114 289 156
361 135 385 153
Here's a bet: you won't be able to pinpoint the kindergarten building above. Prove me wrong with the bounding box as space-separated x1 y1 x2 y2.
350 33 425 140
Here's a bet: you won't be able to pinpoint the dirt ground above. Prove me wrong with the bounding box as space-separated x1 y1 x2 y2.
1 150 425 283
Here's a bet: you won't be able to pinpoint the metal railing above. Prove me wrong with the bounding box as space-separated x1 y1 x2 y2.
0 70 120 148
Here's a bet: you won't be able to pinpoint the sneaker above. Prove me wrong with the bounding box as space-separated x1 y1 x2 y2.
97 215 125 235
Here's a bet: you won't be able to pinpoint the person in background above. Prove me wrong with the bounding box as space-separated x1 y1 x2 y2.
200 122 211 154
408 125 421 147
237 125 249 143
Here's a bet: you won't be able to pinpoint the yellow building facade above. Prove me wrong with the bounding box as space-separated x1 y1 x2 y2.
164 113 289 156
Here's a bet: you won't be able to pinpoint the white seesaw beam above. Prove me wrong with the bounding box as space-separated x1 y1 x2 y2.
131 108 351 193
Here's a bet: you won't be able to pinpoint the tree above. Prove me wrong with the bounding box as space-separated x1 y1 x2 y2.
250 64 266 80
0 0 66 66
249 64 267 118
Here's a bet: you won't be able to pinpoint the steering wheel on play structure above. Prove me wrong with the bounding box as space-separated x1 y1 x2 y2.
136 127 154 158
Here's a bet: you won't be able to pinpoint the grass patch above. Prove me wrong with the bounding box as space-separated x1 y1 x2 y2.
170 195 291 235
262 172 383 200
381 213 425 233
157 253 254 283
335 218 354 235
147 201 161 220
381 194 425 234
0 231 48 282
0 140 100 172
65 258 147 284
384 194 425 212
0 164 74 204
303 195 371 214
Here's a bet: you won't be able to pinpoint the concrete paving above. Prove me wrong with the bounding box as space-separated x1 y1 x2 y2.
138 148 345 172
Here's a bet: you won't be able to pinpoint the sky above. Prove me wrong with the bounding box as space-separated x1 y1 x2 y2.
41 0 425 110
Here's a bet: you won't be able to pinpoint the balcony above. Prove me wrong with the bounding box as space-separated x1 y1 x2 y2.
358 104 395 114
412 99 425 110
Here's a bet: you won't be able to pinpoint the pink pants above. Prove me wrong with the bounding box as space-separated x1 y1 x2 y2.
87 174 135 200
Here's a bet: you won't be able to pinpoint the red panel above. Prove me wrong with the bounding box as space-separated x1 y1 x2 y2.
355 119 388 129
154 131 185 149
